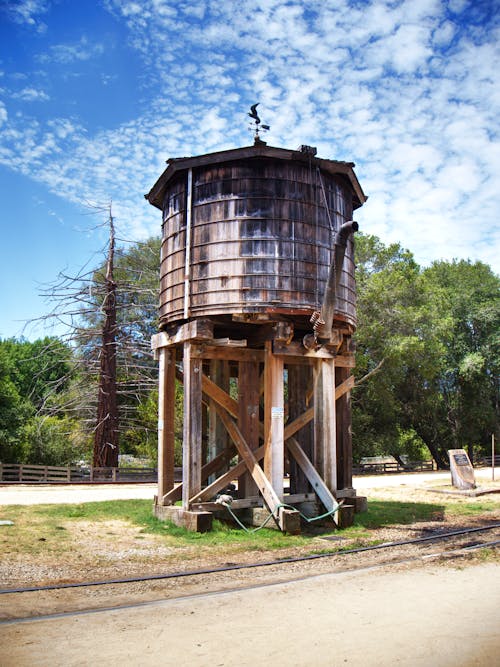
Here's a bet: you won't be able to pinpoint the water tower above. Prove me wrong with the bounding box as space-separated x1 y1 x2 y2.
146 127 367 533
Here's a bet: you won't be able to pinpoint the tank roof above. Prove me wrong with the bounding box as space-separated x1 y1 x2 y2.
145 142 367 211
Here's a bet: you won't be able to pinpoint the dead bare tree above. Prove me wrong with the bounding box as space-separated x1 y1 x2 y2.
93 205 119 468
32 204 161 465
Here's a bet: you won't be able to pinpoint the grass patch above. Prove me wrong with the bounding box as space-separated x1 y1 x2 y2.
446 500 499 517
351 500 445 529
474 547 500 563
1 495 497 562
0 500 308 554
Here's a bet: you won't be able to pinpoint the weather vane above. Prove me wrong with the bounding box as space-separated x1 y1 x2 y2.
248 103 270 142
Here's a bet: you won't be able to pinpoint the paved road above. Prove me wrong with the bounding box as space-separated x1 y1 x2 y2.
0 469 497 505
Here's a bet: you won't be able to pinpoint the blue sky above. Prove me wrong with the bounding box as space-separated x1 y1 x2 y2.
1 0 499 340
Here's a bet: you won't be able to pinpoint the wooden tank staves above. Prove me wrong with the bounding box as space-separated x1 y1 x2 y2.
146 143 365 332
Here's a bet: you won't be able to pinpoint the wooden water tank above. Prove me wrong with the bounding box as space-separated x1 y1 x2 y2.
146 143 366 330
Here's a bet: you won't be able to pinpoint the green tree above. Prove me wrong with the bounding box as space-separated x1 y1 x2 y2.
423 260 500 461
353 236 499 468
1 337 72 410
0 345 30 462
0 337 77 464
353 234 451 467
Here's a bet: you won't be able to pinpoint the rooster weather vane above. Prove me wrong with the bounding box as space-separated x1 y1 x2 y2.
248 103 270 142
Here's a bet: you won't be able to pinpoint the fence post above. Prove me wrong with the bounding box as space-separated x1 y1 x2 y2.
112 467 117 482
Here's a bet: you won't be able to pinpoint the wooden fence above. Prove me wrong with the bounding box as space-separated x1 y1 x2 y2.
0 463 159 484
352 460 436 475
4 458 494 483
480 455 500 467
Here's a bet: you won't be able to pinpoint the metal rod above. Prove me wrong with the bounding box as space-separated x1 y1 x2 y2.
183 168 193 320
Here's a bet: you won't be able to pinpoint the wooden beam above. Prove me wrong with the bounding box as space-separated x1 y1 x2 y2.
190 444 265 504
274 341 336 358
286 436 339 522
284 407 314 440
154 505 212 532
192 492 316 512
314 358 337 494
288 364 313 494
193 346 265 363
174 372 352 506
157 349 176 502
201 373 239 419
273 341 355 367
176 366 239 420
163 444 235 505
280 377 352 449
182 342 203 508
151 319 214 352
336 367 354 491
238 360 260 497
162 484 182 504
335 374 355 399
264 341 284 500
214 405 289 528
207 360 230 484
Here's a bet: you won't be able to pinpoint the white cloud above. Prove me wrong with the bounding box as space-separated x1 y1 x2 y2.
448 0 468 14
12 87 50 102
0 0 499 271
0 102 7 127
2 0 50 31
38 36 105 64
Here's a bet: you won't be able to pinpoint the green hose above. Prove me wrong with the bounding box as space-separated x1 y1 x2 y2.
221 500 341 533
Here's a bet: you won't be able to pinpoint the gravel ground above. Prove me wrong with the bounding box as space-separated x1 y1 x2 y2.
1 471 499 623
1 470 499 666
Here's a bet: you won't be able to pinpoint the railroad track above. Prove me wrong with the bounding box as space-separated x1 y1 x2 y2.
1 523 499 600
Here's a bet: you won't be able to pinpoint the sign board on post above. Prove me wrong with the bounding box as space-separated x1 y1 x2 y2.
448 449 475 490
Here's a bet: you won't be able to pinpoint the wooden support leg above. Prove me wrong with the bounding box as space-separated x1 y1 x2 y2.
208 360 230 483
182 342 202 508
336 366 353 492
264 341 284 501
288 364 313 494
314 358 337 495
157 348 176 504
238 360 260 498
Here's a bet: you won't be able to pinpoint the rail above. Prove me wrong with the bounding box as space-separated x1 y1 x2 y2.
2 523 498 596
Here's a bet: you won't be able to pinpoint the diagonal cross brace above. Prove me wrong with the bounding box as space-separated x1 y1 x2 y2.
170 369 353 522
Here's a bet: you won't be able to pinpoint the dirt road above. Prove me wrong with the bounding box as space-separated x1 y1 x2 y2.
2 560 498 667
0 468 497 505
1 471 498 665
